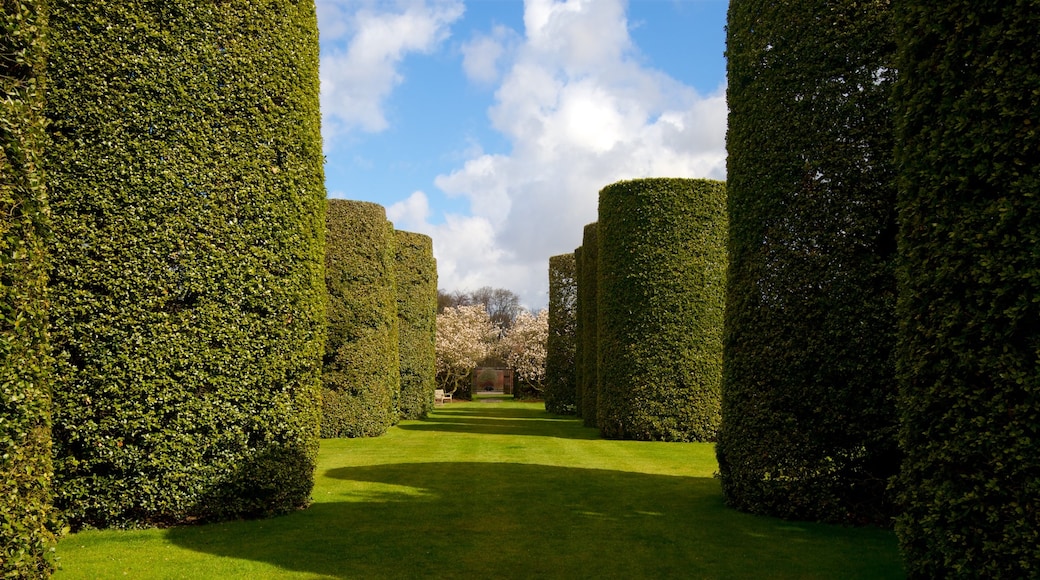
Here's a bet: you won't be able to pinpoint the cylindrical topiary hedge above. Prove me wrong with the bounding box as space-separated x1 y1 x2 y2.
394 230 437 421
572 247 584 417
893 2 1040 575
1 0 58 573
545 253 577 415
717 0 899 525
596 178 726 442
323 199 400 437
578 224 600 427
46 0 327 529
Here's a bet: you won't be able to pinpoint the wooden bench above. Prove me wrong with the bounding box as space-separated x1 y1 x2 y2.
434 389 452 405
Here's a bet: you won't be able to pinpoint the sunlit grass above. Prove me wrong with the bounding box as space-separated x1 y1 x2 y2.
54 401 904 579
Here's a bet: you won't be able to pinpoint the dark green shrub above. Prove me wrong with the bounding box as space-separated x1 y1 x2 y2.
717 0 899 525
572 247 584 416
46 0 327 529
577 224 600 427
893 1 1040 575
323 200 400 437
394 230 437 420
1 0 58 573
597 178 726 442
545 253 577 415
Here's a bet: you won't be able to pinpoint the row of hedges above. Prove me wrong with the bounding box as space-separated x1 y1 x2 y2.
45 0 328 530
394 230 437 420
323 200 400 437
721 0 1039 574
597 179 726 442
544 253 577 414
717 0 900 525
892 1 1040 576
323 200 440 435
567 179 727 442
1 0 57 575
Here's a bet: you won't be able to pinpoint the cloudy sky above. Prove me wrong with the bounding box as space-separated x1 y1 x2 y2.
316 0 728 310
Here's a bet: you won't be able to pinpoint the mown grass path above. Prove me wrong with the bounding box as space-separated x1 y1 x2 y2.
54 401 904 579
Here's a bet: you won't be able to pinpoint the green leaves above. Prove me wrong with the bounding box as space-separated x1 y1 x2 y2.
46 0 326 529
719 0 899 526
322 200 400 438
893 0 1040 575
596 178 727 443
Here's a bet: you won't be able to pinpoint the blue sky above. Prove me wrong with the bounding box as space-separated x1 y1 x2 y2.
315 0 729 309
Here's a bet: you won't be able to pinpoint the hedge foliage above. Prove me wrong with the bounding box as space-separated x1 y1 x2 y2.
892 1 1040 575
46 0 327 529
545 253 577 415
596 178 726 442
716 0 900 525
1 0 57 574
571 247 583 415
394 230 437 421
323 200 400 438
576 224 600 427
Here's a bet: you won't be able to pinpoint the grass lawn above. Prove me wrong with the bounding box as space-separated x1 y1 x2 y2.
54 400 904 579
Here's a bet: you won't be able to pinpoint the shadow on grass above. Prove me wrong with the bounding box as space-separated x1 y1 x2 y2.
166 461 903 579
399 405 600 439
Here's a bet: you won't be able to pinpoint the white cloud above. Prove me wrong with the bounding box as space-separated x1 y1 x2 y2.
386 190 432 230
318 0 464 143
461 25 520 86
429 0 727 309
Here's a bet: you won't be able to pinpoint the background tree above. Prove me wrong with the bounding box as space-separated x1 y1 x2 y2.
435 304 497 399
502 309 549 399
436 289 470 312
468 286 522 329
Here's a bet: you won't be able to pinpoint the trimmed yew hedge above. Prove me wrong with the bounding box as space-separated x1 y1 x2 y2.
394 230 437 420
545 253 577 415
46 0 327 529
597 178 726 442
893 1 1040 575
577 224 600 427
717 0 899 525
1 0 57 573
323 200 400 437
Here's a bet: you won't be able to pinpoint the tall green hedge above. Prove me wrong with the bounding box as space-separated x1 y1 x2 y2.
577 224 600 427
1 0 57 574
893 1 1040 575
597 178 726 442
394 230 437 420
46 0 327 529
571 247 584 416
323 200 400 437
717 0 899 525
545 253 577 415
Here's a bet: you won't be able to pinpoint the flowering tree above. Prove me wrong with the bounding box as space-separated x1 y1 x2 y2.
501 309 549 394
435 304 498 395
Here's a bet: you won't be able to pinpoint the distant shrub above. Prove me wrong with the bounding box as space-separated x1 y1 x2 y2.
577 224 600 428
1 0 58 573
597 178 726 442
717 0 899 525
323 200 400 437
46 0 327 529
394 230 437 420
893 1 1040 575
545 253 577 415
